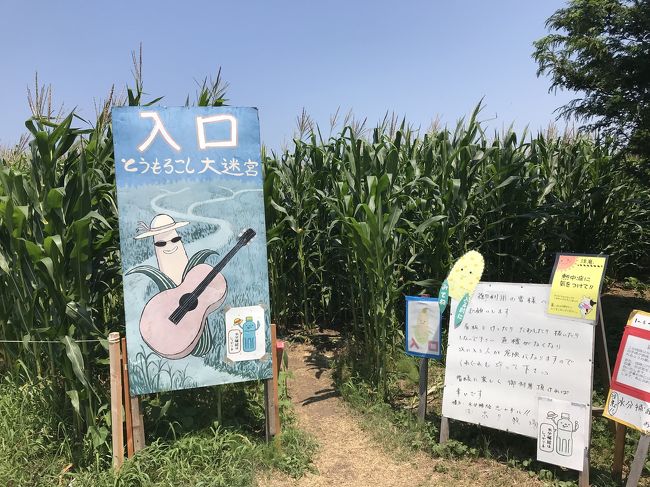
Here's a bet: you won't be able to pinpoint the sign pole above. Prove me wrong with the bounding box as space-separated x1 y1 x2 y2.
130 395 146 453
108 332 124 469
121 337 134 458
613 423 627 478
578 300 600 487
439 306 450 442
626 434 650 487
264 323 280 441
417 357 429 423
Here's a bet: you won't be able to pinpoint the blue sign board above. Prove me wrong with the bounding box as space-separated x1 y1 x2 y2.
405 296 442 359
112 107 272 395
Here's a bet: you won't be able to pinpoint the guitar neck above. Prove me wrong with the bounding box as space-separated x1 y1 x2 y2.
192 238 248 297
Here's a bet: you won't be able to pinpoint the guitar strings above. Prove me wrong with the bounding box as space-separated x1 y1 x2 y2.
169 238 252 321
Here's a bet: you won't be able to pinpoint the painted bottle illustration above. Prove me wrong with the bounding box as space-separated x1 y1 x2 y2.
242 316 260 352
555 412 578 456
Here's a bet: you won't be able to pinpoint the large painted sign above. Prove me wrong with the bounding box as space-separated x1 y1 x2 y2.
603 310 650 433
112 107 272 395
442 282 594 438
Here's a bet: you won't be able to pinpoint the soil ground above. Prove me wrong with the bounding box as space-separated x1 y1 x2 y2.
262 337 544 487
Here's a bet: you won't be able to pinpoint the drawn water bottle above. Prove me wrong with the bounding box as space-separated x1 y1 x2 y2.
242 316 259 352
555 413 578 456
539 415 556 453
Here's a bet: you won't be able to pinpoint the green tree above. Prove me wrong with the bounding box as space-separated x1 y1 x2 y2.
533 0 650 162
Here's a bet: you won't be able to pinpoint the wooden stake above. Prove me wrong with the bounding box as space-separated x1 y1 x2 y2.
626 434 650 487
596 306 612 386
613 423 627 479
417 357 429 423
108 332 124 469
264 324 281 440
579 448 590 487
121 338 134 458
130 395 145 453
439 416 450 443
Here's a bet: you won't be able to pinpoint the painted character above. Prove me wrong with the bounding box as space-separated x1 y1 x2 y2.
578 296 596 318
241 316 261 352
440 250 485 327
135 214 189 285
413 307 431 345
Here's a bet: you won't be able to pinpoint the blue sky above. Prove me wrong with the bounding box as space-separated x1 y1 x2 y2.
1 1 575 151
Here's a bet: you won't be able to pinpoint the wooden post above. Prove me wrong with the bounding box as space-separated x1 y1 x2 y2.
130 396 146 453
417 357 429 423
626 434 650 487
439 302 450 442
578 299 603 487
264 323 280 441
613 423 627 479
108 332 124 469
595 306 612 386
579 448 590 487
439 416 450 443
121 338 134 458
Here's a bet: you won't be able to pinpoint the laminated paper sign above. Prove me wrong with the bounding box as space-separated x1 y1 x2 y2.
442 282 594 438
537 397 589 471
112 107 272 395
547 253 607 321
603 310 650 433
405 296 441 359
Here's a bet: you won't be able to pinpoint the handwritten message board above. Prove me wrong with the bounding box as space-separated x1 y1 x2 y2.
405 297 441 359
442 282 594 438
547 253 607 320
604 310 650 433
112 107 272 395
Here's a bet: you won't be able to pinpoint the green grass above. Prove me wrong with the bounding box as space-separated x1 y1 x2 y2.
338 370 649 487
0 372 315 487
0 378 74 486
328 282 650 486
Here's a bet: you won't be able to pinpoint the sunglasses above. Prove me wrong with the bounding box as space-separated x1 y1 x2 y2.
154 236 182 247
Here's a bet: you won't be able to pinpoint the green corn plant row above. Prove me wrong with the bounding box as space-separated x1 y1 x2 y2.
264 106 650 396
0 75 231 460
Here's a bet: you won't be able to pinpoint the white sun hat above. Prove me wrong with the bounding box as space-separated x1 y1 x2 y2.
134 214 189 239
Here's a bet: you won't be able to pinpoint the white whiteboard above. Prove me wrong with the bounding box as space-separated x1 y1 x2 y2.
442 282 594 438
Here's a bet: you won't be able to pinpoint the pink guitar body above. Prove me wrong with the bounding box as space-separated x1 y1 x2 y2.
139 263 227 359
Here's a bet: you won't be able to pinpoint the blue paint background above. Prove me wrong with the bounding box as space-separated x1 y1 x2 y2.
112 107 272 395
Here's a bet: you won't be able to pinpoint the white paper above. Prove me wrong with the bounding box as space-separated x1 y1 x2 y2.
225 305 266 361
536 397 588 471
606 389 650 433
616 335 650 391
631 311 650 331
442 282 594 438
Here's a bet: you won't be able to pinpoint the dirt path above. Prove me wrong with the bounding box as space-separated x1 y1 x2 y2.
264 335 543 487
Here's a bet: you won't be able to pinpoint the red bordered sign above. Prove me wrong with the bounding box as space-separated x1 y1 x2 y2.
611 312 650 402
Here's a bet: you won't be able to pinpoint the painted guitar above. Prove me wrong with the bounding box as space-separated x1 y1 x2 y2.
140 229 256 359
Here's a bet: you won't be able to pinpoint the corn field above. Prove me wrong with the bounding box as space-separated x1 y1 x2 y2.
265 107 650 394
0 75 649 449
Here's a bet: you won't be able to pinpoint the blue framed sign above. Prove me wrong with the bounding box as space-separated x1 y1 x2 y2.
112 106 272 395
405 296 442 359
